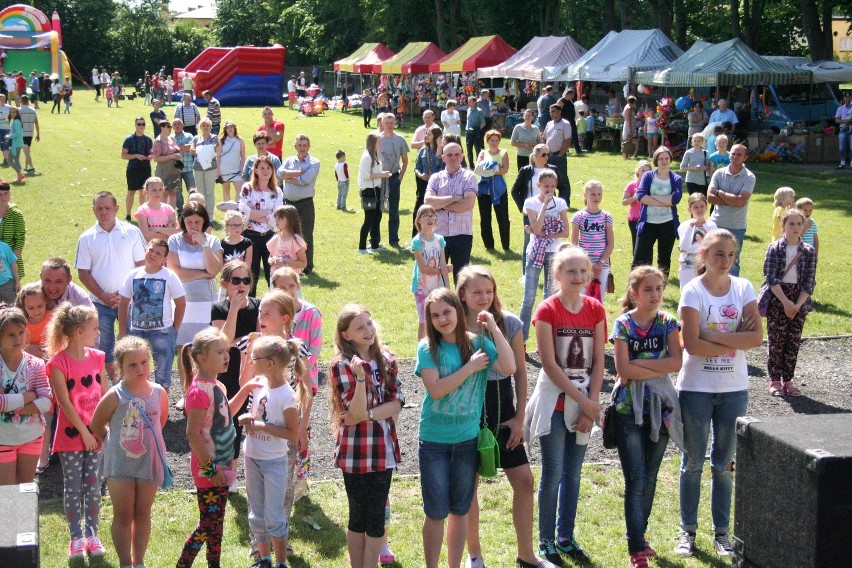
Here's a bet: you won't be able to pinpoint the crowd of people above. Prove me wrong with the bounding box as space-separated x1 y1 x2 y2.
0 80 824 568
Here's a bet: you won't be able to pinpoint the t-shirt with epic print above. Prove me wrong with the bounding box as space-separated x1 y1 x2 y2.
120 266 186 331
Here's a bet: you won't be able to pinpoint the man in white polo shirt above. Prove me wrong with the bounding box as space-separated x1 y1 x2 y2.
76 191 146 381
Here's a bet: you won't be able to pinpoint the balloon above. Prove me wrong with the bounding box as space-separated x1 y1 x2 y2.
675 96 693 112
637 84 646 95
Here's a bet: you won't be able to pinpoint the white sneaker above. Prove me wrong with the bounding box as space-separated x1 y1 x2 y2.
465 555 486 568
713 534 734 557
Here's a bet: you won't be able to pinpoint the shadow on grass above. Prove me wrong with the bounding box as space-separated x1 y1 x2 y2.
300 272 341 290
369 249 409 266
288 496 346 566
810 299 852 319
227 492 252 546
743 233 762 243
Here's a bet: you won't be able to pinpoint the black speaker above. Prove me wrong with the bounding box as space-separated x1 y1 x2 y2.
0 482 39 567
733 414 852 568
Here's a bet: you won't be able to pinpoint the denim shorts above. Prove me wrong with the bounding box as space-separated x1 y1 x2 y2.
418 437 478 519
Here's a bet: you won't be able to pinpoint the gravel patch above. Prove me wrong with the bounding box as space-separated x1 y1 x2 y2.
36 337 852 499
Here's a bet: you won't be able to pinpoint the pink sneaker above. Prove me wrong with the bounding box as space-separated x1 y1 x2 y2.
379 545 396 564
85 535 106 557
642 536 656 557
68 537 85 559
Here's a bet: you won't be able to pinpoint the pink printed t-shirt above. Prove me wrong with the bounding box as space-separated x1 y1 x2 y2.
624 180 641 222
267 234 307 272
48 348 106 452
185 377 236 488
134 203 175 230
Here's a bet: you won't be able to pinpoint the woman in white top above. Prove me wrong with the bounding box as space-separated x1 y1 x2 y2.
217 121 246 203
510 109 541 172
674 229 762 558
358 133 392 253
440 100 462 137
238 156 283 295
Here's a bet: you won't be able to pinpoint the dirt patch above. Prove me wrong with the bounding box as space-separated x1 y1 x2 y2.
36 337 852 499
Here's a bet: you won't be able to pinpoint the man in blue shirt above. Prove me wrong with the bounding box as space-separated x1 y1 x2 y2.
465 96 485 167
537 85 556 129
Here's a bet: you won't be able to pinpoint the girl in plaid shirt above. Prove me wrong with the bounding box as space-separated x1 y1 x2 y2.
330 304 402 568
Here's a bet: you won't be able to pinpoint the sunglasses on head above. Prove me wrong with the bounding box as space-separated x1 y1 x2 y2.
228 277 251 285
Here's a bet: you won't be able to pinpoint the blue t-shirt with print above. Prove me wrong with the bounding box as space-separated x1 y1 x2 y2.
0 241 17 284
415 334 497 444
609 311 679 413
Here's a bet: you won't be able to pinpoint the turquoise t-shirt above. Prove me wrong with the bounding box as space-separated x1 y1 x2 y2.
415 335 497 444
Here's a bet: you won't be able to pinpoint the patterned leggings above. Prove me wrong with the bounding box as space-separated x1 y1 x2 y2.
59 450 103 539
176 486 229 568
767 283 807 382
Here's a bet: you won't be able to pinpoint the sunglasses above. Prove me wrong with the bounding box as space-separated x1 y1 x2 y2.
136 122 146 126
228 277 251 285
538 152 550 157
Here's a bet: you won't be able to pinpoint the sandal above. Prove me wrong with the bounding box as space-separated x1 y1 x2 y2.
783 382 802 396
769 381 784 396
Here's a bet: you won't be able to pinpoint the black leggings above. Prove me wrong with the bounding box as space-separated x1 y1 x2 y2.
477 193 511 250
243 229 272 296
359 206 382 249
342 469 393 537
632 220 676 275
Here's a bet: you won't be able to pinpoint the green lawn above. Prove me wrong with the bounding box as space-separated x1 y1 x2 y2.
39 459 732 567
15 93 851 361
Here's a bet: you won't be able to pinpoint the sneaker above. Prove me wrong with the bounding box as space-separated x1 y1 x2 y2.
537 541 565 567
357 249 373 255
628 552 648 568
556 537 590 563
125 214 132 222
674 530 695 557
837 164 847 169
68 537 85 559
379 545 396 564
517 557 559 568
25 167 35 174
713 534 734 557
466 555 486 568
642 536 656 557
85 535 106 557
251 558 273 568
275 563 288 568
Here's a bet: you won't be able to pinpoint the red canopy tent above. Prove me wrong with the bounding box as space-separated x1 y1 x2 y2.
428 35 517 73
352 44 396 74
334 43 395 73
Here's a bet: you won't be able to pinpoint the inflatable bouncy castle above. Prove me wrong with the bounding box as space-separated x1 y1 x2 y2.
0 4 70 79
174 44 286 106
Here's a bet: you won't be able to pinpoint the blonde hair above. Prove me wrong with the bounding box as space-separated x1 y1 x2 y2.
252 336 308 411
687 192 708 214
715 134 729 148
774 186 796 207
620 266 666 313
634 160 652 177
259 290 310 408
552 243 592 286
582 179 603 205
330 305 392 437
271 266 300 289
143 177 164 191
456 265 505 336
45 302 98 357
114 336 151 373
223 210 246 226
696 229 738 276
178 327 229 392
260 289 297 328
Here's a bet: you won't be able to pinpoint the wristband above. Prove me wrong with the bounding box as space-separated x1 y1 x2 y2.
355 377 365 383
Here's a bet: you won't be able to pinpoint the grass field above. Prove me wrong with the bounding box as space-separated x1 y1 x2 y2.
12 93 851 361
39 460 734 568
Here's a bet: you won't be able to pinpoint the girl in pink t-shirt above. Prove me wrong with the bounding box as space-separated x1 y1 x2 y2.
134 177 179 242
46 303 108 559
267 205 307 274
621 160 652 255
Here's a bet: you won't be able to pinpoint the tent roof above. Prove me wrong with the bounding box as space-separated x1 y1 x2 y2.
334 43 394 73
634 38 812 86
428 35 517 73
373 42 446 74
792 60 852 83
478 36 587 81
543 29 682 82
352 44 395 74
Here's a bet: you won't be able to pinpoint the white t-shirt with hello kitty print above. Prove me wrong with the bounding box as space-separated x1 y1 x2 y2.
571 209 613 266
677 276 756 393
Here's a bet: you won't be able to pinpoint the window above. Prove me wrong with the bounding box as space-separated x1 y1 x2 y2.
840 37 852 52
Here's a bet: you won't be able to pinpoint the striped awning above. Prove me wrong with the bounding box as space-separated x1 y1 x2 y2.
428 35 516 73
635 38 812 86
334 43 394 73
478 36 587 81
377 42 446 75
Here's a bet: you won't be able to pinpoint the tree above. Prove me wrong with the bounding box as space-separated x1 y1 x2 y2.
212 0 279 47
799 0 835 60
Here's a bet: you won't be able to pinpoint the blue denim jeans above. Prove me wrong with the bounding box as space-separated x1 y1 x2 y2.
245 454 289 543
839 126 850 164
615 411 669 554
131 327 177 388
418 438 478 520
537 410 589 543
520 252 555 341
678 389 748 534
94 302 118 363
387 174 401 245
726 228 746 277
